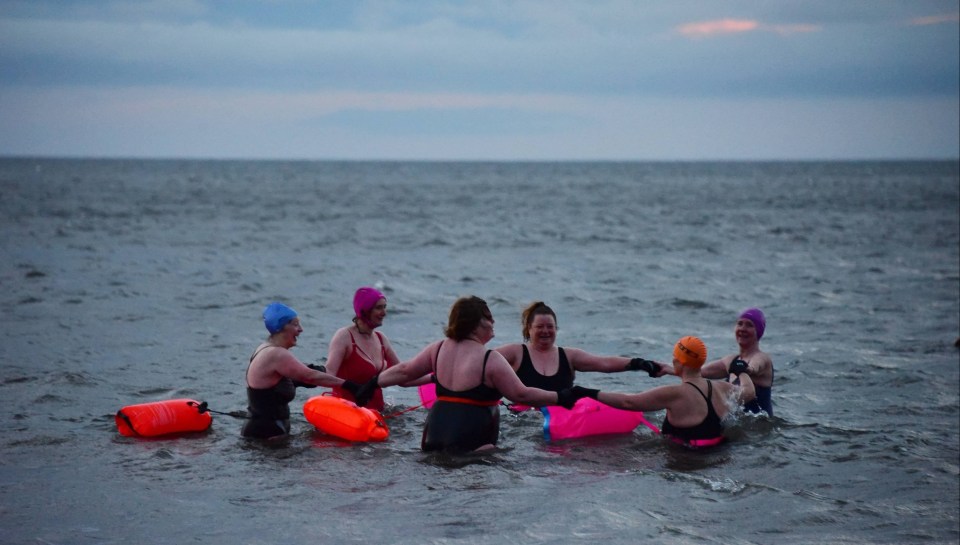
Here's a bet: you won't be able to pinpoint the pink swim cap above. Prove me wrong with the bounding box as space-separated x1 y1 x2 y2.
353 287 385 325
739 308 766 340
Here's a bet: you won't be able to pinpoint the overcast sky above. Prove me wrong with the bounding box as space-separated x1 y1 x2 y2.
1 0 958 161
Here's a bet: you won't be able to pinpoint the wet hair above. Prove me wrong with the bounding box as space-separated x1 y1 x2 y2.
520 301 557 341
444 296 492 341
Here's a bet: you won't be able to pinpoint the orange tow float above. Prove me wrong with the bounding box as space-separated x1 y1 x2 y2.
303 395 389 442
115 398 213 437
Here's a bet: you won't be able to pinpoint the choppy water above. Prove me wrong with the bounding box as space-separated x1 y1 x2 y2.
1 159 958 544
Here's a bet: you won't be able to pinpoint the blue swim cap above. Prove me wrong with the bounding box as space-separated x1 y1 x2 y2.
263 302 297 334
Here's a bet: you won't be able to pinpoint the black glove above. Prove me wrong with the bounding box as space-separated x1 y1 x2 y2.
307 363 327 373
352 375 380 407
556 386 600 409
340 380 362 396
728 357 750 377
627 358 660 377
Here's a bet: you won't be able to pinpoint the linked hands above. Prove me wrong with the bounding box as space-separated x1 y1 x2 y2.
626 358 666 377
728 357 749 376
352 375 380 407
556 385 600 409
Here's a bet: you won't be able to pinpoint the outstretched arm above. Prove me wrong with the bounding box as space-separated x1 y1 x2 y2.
277 352 349 388
377 341 441 388
567 348 671 377
595 384 677 413
381 336 431 386
493 343 524 371
701 355 733 380
486 354 560 407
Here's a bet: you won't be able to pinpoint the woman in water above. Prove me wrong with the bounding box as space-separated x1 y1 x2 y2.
584 335 756 446
324 286 404 412
699 307 773 415
242 302 362 440
494 301 668 400
356 296 591 452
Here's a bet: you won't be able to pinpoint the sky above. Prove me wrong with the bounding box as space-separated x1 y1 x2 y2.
1 0 958 161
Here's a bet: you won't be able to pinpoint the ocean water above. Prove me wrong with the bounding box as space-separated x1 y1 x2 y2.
0 158 957 545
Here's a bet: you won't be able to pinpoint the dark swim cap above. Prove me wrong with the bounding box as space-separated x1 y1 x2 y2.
263 302 297 334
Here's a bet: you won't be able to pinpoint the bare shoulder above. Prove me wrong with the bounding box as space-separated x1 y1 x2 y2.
493 342 523 361
486 348 511 366
751 350 773 370
328 326 354 347
561 346 590 361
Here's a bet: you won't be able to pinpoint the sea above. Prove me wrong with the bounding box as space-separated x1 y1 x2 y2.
0 158 957 545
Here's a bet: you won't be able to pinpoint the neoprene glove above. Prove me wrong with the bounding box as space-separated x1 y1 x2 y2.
307 363 327 373
728 358 750 376
556 386 600 409
352 375 380 407
341 380 362 396
627 358 660 377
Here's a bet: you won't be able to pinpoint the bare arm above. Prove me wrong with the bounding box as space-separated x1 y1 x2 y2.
565 347 631 372
323 328 352 377
381 336 430 386
377 341 441 388
486 353 559 406
701 355 733 380
563 348 673 377
493 343 524 371
275 351 346 388
595 384 679 412
732 372 756 405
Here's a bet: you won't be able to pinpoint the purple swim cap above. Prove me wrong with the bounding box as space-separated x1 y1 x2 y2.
263 302 297 334
353 287 385 324
739 307 766 340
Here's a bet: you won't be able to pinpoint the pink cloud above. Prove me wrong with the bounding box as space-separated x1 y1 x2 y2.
677 18 759 38
677 19 820 39
910 13 960 26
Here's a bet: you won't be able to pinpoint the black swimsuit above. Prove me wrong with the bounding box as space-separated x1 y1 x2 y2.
515 345 574 391
660 381 724 443
242 346 297 439
421 347 503 453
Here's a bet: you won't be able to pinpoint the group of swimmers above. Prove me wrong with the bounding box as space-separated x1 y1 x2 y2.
242 288 773 452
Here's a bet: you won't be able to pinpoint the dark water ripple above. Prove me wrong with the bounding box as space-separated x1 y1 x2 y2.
0 159 957 545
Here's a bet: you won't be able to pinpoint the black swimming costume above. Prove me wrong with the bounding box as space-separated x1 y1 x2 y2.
744 368 773 416
730 355 773 416
515 345 574 392
242 378 295 438
661 381 724 443
242 345 297 439
422 349 503 453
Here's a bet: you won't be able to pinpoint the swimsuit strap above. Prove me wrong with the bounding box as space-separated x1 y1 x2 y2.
558 347 571 372
348 329 387 371
685 381 713 403
249 343 274 363
480 349 492 384
246 343 276 383
376 331 387 368
432 340 444 373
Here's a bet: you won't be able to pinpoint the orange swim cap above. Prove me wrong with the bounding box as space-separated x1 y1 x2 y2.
673 336 707 368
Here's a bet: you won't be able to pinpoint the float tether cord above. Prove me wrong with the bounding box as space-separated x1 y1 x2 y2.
187 401 250 419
